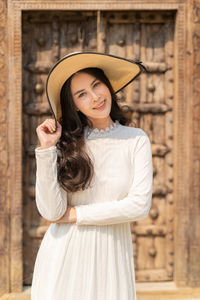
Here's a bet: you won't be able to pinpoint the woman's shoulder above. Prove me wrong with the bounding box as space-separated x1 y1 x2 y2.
118 123 149 139
118 125 152 160
117 124 151 152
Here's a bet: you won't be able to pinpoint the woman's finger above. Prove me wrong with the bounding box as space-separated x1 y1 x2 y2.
45 121 56 132
40 122 54 133
42 119 57 132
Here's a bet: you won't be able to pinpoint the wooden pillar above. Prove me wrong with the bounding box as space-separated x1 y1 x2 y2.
0 0 10 296
0 0 23 296
189 0 200 287
174 0 200 288
7 0 23 293
173 2 191 287
0 0 9 295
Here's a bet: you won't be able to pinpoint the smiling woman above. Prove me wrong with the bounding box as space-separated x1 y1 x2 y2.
31 52 152 300
56 66 127 193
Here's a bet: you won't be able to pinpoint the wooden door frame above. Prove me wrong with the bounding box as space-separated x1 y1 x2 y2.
1 0 198 296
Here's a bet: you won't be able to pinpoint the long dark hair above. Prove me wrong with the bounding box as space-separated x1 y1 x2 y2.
57 67 128 193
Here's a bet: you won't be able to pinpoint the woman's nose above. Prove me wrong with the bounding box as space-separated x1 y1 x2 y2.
90 90 99 101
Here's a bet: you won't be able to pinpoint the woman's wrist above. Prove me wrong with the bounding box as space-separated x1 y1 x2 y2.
51 206 77 224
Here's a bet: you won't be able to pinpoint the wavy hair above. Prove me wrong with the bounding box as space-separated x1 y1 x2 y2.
56 67 129 193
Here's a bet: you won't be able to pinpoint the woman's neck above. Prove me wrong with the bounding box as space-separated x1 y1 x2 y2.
89 117 114 130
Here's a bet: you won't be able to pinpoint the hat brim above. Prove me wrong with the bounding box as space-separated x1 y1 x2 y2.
46 52 145 121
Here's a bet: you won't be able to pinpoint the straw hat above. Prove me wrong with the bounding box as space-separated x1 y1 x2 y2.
46 51 146 122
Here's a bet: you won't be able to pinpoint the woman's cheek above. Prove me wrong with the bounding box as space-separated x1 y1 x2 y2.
78 99 92 113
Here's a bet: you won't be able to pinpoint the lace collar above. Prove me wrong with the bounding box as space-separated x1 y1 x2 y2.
84 120 120 139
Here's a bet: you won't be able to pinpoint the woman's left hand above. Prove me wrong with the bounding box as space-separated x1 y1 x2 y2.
51 206 77 223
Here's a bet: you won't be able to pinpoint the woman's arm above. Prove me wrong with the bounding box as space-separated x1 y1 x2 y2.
35 145 68 222
74 133 153 226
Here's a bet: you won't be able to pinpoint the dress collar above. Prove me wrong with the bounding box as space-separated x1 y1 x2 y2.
84 120 120 139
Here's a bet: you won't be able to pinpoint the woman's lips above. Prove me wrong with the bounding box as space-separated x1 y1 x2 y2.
94 100 106 110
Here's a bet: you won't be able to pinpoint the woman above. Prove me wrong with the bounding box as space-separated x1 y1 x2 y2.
31 52 153 300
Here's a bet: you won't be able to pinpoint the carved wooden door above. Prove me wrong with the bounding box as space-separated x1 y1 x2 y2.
22 10 175 285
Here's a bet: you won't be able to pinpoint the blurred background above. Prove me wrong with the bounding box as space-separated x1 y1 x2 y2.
0 0 200 299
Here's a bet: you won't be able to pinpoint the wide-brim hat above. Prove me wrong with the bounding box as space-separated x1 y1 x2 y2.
46 51 146 122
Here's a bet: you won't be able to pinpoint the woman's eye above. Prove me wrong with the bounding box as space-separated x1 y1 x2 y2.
93 81 100 87
78 92 86 98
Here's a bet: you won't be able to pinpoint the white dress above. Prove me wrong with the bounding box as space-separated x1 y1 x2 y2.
31 120 153 300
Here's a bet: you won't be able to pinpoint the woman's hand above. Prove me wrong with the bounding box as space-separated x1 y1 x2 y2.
51 206 77 224
36 118 62 149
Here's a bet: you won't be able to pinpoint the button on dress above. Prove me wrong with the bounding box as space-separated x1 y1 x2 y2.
31 120 153 300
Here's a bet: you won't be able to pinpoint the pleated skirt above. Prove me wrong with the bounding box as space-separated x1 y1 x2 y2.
31 222 137 300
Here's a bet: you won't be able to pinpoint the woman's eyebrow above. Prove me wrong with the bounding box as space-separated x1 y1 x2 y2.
91 78 97 85
73 89 84 96
73 78 98 96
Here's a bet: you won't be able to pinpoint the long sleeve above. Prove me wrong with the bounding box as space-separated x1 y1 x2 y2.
75 133 153 226
35 145 67 221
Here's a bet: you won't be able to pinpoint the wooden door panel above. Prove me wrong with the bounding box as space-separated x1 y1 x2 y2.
101 12 175 281
22 10 175 285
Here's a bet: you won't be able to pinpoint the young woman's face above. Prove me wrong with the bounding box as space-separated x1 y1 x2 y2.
70 72 112 122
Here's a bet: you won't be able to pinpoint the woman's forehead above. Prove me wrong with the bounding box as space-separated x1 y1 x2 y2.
71 72 97 88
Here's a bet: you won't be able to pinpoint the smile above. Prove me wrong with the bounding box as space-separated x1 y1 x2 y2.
94 100 106 110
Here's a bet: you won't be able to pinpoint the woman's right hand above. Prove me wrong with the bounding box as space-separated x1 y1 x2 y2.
36 119 62 149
